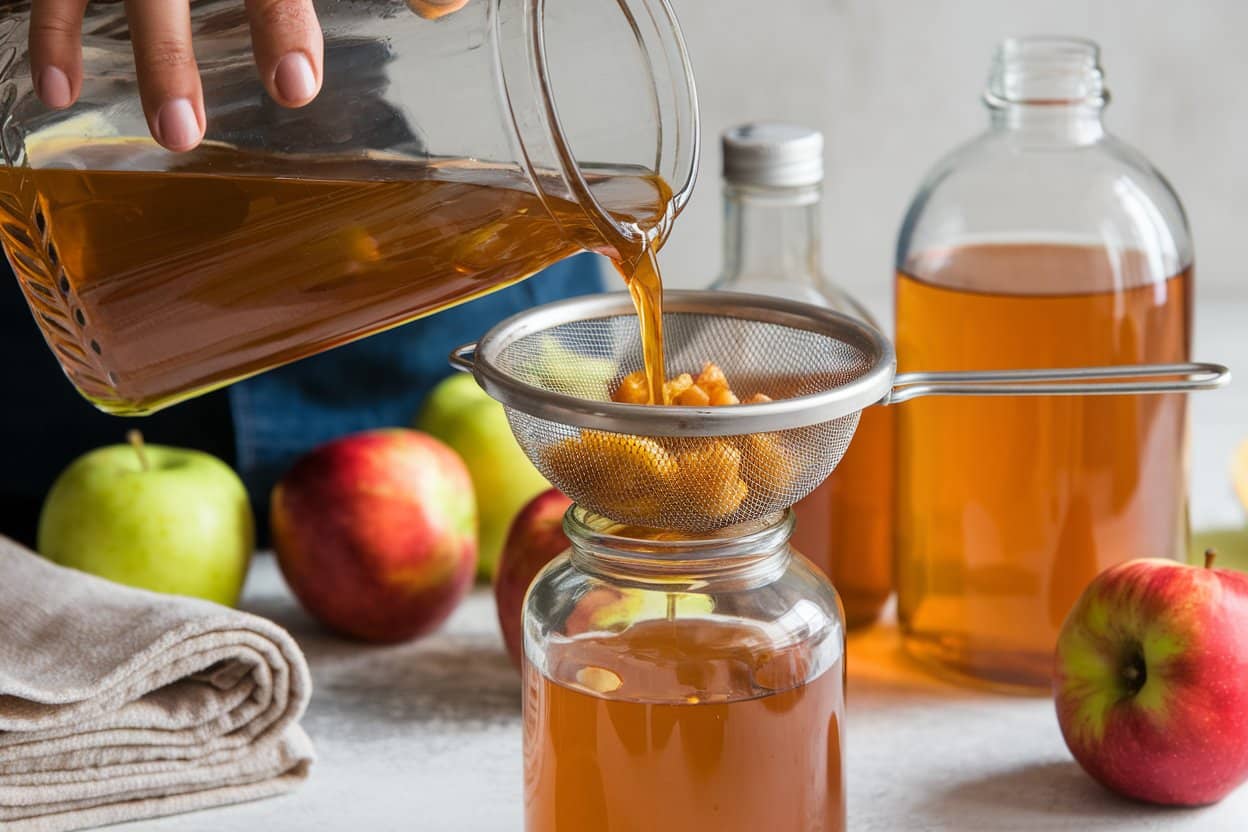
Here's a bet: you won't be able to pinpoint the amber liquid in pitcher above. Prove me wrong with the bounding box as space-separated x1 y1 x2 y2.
895 243 1190 691
2 139 672 413
524 617 845 832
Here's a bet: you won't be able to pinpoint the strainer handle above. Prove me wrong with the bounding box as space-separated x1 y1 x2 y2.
449 343 478 373
887 362 1230 404
449 341 476 374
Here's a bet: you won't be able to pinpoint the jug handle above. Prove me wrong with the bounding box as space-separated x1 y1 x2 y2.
886 362 1230 404
449 343 478 373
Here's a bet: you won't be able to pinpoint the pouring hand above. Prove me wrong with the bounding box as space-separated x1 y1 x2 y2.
28 0 326 152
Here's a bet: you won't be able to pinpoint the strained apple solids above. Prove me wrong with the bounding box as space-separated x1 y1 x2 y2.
540 363 799 525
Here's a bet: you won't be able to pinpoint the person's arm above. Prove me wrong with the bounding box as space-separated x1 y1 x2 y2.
26 0 469 153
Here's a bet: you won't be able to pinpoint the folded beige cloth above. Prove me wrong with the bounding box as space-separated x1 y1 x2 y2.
0 536 314 831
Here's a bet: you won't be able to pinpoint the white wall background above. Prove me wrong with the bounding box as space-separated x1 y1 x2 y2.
653 0 1248 303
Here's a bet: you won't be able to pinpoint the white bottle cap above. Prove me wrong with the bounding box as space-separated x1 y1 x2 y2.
721 122 824 188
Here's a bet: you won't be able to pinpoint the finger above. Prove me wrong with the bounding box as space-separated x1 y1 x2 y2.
29 0 89 109
123 0 205 152
407 0 470 21
245 0 323 108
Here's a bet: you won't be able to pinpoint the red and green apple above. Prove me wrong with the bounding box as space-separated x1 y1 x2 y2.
271 429 476 643
1054 552 1248 806
494 489 573 668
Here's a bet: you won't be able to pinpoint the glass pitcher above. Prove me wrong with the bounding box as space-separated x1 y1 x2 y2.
894 37 1192 692
0 0 699 414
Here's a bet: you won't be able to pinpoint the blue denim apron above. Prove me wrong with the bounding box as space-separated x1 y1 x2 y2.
228 253 605 507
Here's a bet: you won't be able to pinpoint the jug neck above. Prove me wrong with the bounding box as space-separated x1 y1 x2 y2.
565 506 793 591
719 182 824 288
984 36 1107 145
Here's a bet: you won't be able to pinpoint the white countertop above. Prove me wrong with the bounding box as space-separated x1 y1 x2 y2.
116 300 1248 832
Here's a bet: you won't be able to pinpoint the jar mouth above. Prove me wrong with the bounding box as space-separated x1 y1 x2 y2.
999 35 1100 60
565 506 794 560
497 0 700 256
985 35 1107 108
564 506 795 589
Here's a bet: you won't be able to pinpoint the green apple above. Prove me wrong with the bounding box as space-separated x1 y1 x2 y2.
417 370 492 440
419 374 550 579
37 432 254 606
532 336 616 397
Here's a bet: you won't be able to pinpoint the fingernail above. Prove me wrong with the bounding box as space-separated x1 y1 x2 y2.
274 52 317 104
155 98 201 151
37 66 71 109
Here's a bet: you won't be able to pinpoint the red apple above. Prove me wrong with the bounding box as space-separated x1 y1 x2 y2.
1054 552 1248 806
494 489 572 667
271 429 476 643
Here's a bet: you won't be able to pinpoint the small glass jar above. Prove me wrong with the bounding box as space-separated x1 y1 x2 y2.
522 507 846 832
710 123 894 628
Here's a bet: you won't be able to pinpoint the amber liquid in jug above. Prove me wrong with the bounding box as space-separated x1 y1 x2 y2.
524 618 845 832
895 243 1190 689
3 139 672 414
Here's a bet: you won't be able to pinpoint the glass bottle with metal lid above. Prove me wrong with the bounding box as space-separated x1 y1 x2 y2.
712 122 893 628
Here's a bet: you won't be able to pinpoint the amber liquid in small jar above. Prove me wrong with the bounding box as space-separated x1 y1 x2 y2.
524 621 844 831
522 510 846 832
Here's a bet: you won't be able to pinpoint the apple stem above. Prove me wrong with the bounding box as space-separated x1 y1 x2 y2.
127 430 150 472
1205 548 1217 569
1121 649 1147 694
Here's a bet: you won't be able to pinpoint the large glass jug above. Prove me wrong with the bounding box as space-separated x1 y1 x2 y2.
894 37 1192 692
0 0 698 414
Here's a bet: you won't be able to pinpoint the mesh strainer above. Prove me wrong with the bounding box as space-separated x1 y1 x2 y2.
451 291 1228 531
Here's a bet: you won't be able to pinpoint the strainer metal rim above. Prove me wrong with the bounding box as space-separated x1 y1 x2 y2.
467 289 897 437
